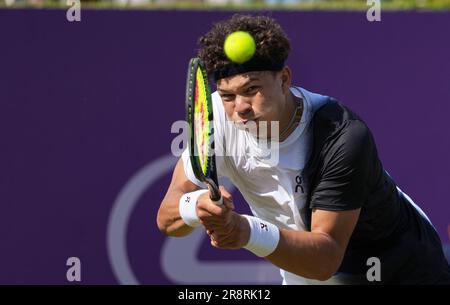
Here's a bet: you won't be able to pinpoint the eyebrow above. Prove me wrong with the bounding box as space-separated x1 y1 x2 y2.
218 77 260 93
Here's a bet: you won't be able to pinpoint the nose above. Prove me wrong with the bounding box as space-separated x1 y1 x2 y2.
235 96 252 118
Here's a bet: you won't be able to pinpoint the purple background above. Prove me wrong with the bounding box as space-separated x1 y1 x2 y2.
0 9 449 284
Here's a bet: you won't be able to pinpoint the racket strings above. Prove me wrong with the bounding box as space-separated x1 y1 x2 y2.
187 58 218 188
194 67 212 176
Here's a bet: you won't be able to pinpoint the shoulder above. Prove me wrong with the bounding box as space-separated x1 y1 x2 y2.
211 90 222 104
303 97 378 186
313 99 364 131
312 98 372 150
211 91 226 123
211 91 227 132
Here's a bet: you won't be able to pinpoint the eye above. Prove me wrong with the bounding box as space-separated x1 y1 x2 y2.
220 94 235 102
245 86 259 94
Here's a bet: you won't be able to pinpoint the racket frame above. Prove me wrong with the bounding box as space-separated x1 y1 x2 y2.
185 58 222 203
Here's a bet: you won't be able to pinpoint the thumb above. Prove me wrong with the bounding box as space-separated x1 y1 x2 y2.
219 185 234 210
219 185 233 200
224 198 235 210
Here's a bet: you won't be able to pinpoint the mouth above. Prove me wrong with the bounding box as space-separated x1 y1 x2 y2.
239 118 259 125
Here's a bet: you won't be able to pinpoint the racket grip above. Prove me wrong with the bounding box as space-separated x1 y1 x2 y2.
211 196 223 206
207 182 222 205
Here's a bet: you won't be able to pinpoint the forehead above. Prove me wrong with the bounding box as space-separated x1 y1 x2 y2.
217 71 272 91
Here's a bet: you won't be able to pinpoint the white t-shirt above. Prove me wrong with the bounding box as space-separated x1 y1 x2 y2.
181 86 328 284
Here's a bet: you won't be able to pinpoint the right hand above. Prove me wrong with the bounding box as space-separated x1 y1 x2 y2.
196 185 235 229
196 186 250 249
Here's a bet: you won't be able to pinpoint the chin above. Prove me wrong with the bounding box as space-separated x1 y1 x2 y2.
234 120 259 134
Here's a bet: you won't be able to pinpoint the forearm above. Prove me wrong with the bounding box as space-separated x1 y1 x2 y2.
266 229 343 281
157 191 195 237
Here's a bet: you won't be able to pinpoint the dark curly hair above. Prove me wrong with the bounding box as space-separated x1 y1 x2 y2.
198 14 291 78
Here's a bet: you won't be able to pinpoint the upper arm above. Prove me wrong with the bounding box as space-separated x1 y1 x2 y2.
265 207 361 280
310 208 360 256
308 121 372 269
311 120 376 211
165 158 201 197
157 158 201 236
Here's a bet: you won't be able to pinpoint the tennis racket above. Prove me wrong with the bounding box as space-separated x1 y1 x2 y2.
186 58 222 205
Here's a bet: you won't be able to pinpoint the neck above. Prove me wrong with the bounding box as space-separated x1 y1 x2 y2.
254 91 302 142
278 92 302 142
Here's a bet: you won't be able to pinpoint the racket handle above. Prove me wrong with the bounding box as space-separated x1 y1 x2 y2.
207 182 222 205
211 196 223 206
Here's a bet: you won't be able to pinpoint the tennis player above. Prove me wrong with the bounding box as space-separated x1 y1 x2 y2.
157 14 450 284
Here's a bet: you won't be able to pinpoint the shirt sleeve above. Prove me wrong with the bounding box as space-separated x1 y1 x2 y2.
181 148 206 188
310 120 376 211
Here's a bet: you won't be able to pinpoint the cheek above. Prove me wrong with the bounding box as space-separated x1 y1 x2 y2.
252 95 267 113
223 103 234 118
254 92 276 114
264 84 283 102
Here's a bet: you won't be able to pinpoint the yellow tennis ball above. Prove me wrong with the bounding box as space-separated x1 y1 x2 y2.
223 31 256 64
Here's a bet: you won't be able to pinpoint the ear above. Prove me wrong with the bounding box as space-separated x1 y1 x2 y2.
280 66 292 95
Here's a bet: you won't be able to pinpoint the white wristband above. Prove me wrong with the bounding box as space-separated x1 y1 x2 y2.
242 215 280 257
179 189 209 228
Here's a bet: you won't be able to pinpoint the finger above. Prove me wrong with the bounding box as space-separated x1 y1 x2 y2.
211 232 219 242
210 232 238 249
197 193 223 213
208 223 234 238
219 185 233 202
211 239 219 248
201 221 228 232
198 209 229 221
196 209 216 220
210 234 222 248
198 199 226 216
197 203 230 220
224 199 235 210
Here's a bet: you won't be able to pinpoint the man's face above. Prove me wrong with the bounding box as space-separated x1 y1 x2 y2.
216 68 291 134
